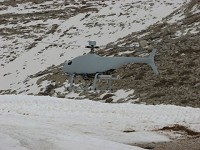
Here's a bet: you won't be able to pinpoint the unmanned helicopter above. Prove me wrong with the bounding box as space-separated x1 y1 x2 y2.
62 40 159 91
42 40 159 91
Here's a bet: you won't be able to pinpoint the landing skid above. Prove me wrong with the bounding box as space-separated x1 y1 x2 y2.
65 73 119 92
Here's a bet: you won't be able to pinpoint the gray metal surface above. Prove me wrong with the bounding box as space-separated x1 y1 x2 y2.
63 49 158 75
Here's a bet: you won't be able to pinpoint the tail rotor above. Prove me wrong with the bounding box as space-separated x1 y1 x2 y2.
148 49 159 75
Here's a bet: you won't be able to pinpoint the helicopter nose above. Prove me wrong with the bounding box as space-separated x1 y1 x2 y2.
67 60 72 65
63 63 69 72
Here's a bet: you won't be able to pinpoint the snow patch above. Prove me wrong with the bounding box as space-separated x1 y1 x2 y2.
0 95 200 149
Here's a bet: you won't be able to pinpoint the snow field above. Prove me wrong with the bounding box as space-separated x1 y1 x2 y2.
0 95 200 150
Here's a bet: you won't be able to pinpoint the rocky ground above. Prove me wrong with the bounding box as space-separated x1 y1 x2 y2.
133 124 200 149
134 137 200 150
1 0 199 108
23 0 199 108
89 0 200 108
112 20 200 107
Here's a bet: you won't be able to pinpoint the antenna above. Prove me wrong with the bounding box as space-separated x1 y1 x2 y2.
85 40 99 54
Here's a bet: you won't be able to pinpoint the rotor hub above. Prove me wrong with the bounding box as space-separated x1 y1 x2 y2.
86 40 99 53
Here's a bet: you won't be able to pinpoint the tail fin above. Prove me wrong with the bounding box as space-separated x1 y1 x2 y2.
148 49 159 75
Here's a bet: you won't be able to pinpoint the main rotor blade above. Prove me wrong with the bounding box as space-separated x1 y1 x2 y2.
102 44 139 49
38 41 139 50
39 41 84 47
113 46 138 49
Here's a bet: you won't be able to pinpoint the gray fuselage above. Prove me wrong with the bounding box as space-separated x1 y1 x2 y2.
63 52 157 74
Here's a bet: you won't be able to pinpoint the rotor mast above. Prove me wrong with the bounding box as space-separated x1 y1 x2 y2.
85 40 99 54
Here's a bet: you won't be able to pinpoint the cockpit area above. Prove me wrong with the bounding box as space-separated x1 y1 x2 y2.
67 60 72 65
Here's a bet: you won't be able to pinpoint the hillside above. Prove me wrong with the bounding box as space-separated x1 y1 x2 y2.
111 0 200 107
0 0 199 107
0 0 200 149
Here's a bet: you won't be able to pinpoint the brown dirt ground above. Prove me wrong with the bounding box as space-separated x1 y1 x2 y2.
134 137 200 150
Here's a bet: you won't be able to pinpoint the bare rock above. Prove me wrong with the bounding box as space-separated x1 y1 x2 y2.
139 40 148 48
